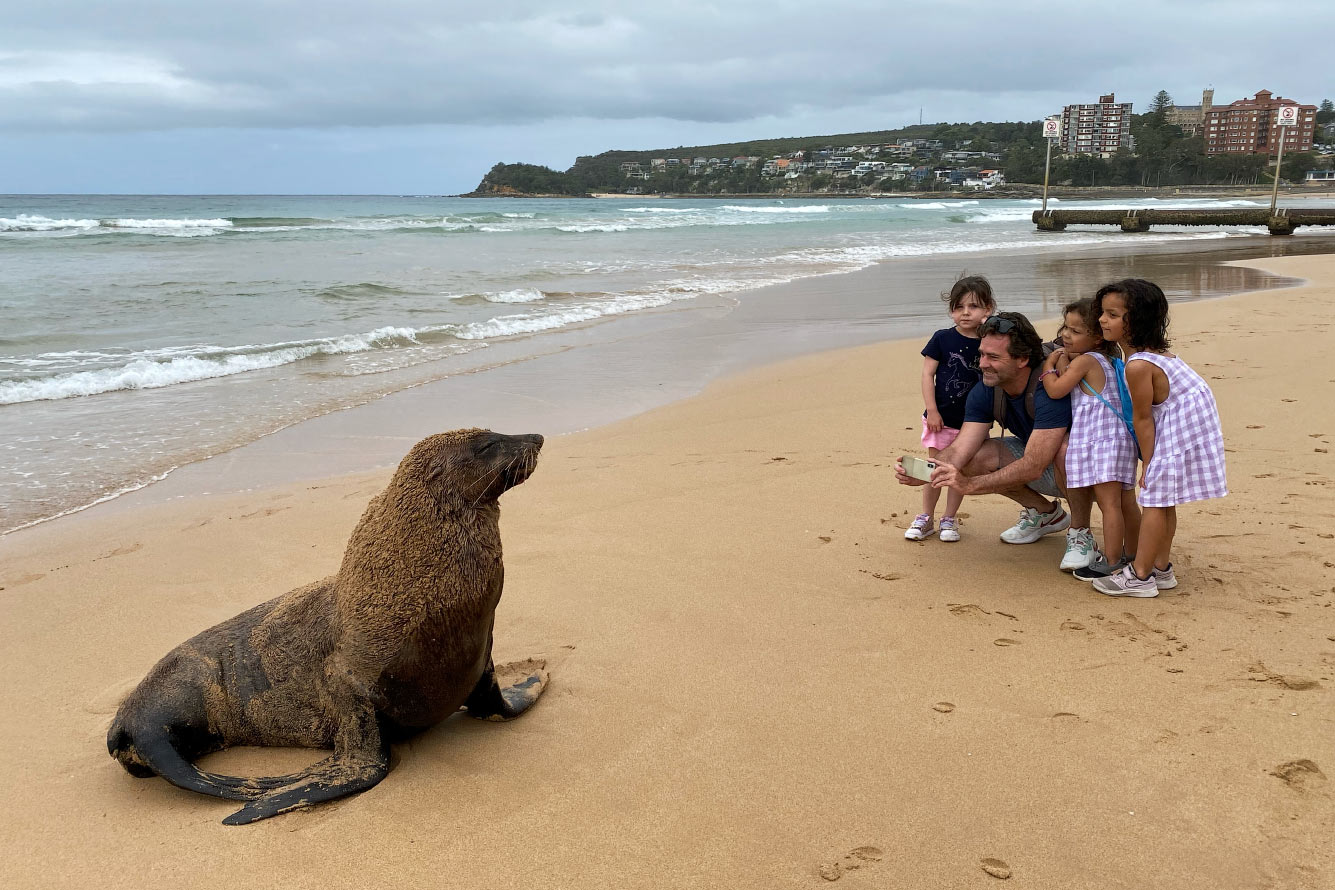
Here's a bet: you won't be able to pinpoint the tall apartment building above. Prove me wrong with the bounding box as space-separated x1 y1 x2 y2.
1059 93 1133 156
1164 88 1214 136
1203 90 1317 156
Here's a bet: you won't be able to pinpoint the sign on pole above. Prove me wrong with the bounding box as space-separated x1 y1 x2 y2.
1043 117 1061 139
1277 105 1299 127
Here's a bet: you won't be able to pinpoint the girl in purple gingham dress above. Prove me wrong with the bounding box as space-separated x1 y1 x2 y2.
1127 351 1227 507
1041 298 1139 568
1090 279 1227 598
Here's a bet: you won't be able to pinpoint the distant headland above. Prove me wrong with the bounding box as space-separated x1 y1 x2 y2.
461 108 1335 198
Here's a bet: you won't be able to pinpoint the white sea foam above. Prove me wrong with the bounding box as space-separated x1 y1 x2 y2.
484 288 546 303
897 201 981 210
1 214 101 232
0 326 424 404
557 224 631 233
453 292 691 340
718 204 831 213
108 217 233 229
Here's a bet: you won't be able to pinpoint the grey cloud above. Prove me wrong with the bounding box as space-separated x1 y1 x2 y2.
1 1 1330 134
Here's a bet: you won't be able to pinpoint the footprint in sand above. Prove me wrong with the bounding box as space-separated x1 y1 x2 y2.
1248 663 1322 691
992 638 1021 647
99 542 143 560
948 603 991 619
816 846 884 882
981 858 1012 879
932 702 955 713
4 572 47 588
1269 759 1327 793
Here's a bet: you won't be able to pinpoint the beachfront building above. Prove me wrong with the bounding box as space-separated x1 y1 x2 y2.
1058 93 1133 156
1204 90 1318 156
1164 89 1214 135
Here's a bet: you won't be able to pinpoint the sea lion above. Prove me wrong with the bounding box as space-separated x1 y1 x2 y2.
107 428 548 825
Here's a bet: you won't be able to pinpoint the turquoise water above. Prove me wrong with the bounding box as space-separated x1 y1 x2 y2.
0 193 1302 531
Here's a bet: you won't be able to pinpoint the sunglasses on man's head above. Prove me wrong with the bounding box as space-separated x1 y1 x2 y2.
980 315 1017 335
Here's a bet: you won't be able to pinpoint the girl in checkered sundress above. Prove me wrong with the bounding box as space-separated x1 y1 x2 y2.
1040 298 1140 572
1089 279 1228 598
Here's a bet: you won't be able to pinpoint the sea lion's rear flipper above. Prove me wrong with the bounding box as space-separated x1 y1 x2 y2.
221 700 389 825
108 713 267 801
464 657 549 722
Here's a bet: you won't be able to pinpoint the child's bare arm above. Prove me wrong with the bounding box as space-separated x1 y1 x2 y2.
1125 359 1157 477
1042 353 1095 398
920 356 942 431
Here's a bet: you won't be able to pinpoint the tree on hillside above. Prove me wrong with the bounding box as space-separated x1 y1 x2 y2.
1150 90 1174 113
1318 99 1335 125
1281 151 1318 184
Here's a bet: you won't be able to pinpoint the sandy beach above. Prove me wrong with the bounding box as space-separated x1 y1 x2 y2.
3 252 1334 889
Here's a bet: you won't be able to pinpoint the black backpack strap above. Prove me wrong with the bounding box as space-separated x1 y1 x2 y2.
992 366 1042 436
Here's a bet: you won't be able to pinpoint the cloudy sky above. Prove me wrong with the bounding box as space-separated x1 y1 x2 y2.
2 1 1329 195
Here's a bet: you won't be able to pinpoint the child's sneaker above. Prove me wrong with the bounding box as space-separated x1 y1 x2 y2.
904 514 935 540
1153 563 1178 590
939 516 961 543
1092 565 1159 598
1073 553 1128 581
1000 504 1070 544
1059 528 1096 571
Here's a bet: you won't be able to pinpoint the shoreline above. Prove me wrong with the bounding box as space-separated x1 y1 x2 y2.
6 229 1331 538
2 250 1334 888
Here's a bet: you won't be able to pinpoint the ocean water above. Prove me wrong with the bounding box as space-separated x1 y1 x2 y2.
0 192 1318 533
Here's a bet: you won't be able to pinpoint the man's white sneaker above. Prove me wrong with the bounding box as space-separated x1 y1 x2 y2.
1059 528 1097 572
904 513 935 541
939 516 961 543
999 505 1070 544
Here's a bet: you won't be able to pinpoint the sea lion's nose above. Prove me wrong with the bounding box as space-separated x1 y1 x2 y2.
527 434 544 449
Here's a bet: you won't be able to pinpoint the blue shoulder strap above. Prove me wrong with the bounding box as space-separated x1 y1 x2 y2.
1079 357 1138 445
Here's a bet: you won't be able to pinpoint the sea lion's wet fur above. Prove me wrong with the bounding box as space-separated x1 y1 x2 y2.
107 429 547 824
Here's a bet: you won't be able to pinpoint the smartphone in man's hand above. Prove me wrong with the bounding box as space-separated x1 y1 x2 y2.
901 455 937 483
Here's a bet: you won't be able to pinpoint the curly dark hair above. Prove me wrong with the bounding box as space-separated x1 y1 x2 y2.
1094 279 1170 351
941 274 997 312
980 311 1044 368
1060 297 1119 358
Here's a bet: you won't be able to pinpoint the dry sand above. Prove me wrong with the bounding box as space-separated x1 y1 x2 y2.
2 254 1333 889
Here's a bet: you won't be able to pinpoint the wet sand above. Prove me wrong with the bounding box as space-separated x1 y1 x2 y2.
2 247 1334 889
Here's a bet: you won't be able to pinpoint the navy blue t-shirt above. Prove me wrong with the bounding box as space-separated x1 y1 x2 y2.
963 380 1072 444
921 327 982 429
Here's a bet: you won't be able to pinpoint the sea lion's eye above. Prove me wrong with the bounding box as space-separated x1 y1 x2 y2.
477 440 498 455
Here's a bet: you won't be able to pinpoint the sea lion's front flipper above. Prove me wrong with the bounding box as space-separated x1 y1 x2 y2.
464 657 549 722
221 700 389 825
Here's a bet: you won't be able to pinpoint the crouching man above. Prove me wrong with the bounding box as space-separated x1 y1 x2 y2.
896 311 1096 571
